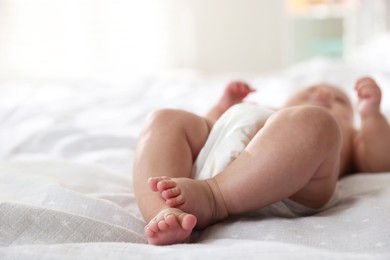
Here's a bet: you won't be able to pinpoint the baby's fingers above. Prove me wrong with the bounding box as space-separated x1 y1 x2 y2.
354 77 381 100
356 84 373 98
231 81 256 97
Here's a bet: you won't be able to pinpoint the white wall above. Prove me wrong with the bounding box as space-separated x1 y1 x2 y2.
167 0 285 74
0 0 173 80
0 0 299 79
1 0 387 80
346 0 390 51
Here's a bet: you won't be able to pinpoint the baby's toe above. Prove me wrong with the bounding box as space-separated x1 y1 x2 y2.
157 220 169 231
161 187 181 199
164 213 180 228
179 214 197 231
166 194 185 207
157 179 177 191
148 177 168 191
145 220 159 234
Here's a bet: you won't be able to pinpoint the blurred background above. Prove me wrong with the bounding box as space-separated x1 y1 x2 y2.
0 0 389 81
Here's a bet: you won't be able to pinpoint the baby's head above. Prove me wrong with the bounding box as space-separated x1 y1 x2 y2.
283 83 354 128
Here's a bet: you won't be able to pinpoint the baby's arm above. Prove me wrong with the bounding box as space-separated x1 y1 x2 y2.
206 81 255 121
354 77 390 172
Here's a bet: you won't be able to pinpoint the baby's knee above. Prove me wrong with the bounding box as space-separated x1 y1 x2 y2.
144 109 209 136
273 106 342 148
145 108 187 128
301 107 341 142
147 108 178 123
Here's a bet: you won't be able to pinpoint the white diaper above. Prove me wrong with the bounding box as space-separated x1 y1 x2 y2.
192 103 274 180
192 103 339 218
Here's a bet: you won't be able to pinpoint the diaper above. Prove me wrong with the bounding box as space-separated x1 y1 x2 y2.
192 103 274 180
192 103 339 218
258 186 340 218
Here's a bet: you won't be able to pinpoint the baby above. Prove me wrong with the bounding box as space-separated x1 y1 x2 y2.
133 77 390 245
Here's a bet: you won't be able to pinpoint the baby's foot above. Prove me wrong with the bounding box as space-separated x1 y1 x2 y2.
148 177 228 229
144 207 196 245
218 81 255 113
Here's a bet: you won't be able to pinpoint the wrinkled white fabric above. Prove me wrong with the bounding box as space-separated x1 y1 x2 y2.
193 103 273 180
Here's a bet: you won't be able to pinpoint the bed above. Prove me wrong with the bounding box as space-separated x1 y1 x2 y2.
1 35 390 259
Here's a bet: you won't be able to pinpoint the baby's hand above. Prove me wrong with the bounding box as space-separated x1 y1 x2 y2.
355 77 382 118
225 81 256 101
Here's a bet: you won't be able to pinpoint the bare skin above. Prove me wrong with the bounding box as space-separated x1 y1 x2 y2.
133 78 390 245
353 77 390 172
133 109 212 245
206 81 256 121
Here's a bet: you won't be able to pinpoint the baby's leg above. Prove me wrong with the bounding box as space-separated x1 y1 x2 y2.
133 109 213 245
151 106 341 228
216 106 342 213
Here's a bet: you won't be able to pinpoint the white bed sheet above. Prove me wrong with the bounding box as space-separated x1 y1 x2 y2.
1 36 390 259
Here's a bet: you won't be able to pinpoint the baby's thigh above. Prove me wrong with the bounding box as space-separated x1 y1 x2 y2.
284 112 341 209
290 157 339 209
